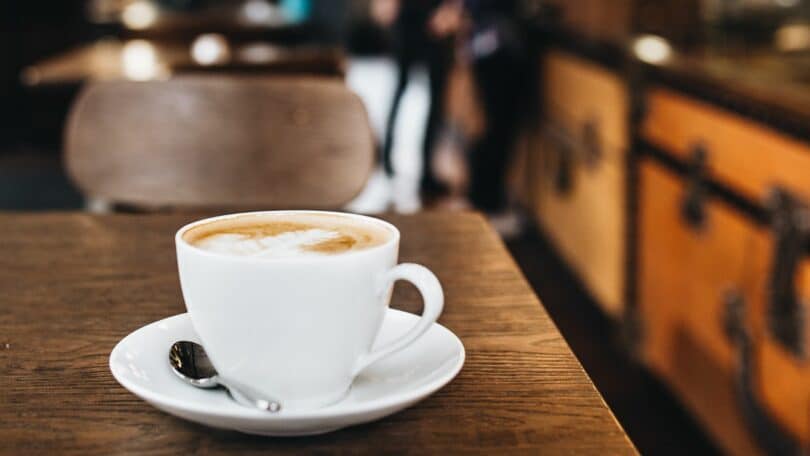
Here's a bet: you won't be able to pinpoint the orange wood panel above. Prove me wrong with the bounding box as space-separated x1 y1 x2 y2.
545 50 629 155
529 50 629 317
533 134 626 317
745 231 810 444
637 158 763 455
641 87 810 204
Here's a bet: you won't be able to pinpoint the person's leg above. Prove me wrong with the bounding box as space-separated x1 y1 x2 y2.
382 50 412 177
468 52 524 212
469 129 508 211
420 39 453 192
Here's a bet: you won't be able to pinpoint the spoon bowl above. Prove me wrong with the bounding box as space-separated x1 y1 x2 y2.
169 341 281 412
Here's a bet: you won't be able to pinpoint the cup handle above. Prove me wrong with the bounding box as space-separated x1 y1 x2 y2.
351 263 444 377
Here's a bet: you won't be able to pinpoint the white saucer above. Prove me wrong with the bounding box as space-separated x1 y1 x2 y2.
109 309 465 436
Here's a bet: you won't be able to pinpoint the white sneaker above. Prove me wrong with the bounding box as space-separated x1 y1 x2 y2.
344 168 392 214
487 209 526 240
391 173 422 214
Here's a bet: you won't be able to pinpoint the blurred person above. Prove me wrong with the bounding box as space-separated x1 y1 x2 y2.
463 0 530 220
372 0 460 197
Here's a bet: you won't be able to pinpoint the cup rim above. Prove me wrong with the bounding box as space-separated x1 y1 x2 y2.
175 210 400 262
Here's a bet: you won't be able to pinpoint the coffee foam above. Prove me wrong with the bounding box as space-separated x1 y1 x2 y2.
183 213 391 259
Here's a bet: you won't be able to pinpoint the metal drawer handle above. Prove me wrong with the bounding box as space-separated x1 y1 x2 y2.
581 118 602 169
680 144 709 230
723 290 803 456
766 188 809 358
543 117 603 195
543 124 575 195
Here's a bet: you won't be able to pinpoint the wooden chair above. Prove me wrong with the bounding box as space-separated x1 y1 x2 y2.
64 76 374 211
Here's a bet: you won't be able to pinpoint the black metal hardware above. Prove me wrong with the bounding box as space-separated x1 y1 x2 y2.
582 118 602 169
766 189 808 358
723 288 746 343
544 118 605 195
680 144 709 230
554 138 574 194
640 141 771 227
724 290 805 456
543 124 575 195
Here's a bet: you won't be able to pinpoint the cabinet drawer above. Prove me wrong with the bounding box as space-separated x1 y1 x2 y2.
641 87 810 203
638 158 810 453
638 158 762 454
639 158 754 371
545 50 628 158
532 132 626 317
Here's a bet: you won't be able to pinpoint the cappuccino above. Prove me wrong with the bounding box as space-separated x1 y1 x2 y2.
175 210 443 411
183 212 391 259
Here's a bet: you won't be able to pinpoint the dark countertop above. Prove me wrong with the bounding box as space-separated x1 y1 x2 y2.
642 50 810 142
532 25 810 140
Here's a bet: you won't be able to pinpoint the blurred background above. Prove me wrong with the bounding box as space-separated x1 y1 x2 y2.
4 1 810 454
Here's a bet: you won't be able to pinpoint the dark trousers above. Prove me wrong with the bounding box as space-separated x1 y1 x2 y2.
382 39 451 184
468 50 526 212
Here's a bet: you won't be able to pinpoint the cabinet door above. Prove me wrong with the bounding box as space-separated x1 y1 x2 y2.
533 134 626 316
530 50 628 317
637 158 763 455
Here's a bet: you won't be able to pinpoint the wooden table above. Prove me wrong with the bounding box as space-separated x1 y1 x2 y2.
0 212 636 454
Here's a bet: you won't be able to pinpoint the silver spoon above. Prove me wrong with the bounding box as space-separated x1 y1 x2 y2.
169 341 281 412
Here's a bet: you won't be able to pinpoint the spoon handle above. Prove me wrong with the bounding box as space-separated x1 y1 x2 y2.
221 379 282 413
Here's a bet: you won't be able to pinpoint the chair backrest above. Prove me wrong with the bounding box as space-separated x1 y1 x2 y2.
65 76 374 210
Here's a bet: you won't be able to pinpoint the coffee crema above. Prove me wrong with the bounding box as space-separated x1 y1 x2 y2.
183 213 391 259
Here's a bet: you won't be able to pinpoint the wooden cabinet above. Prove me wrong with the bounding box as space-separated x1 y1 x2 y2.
529 50 629 318
520 40 810 455
637 89 810 455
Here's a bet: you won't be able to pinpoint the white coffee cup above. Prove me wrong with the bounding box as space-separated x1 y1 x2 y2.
175 211 444 411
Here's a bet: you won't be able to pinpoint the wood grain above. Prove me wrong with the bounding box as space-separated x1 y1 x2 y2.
65 76 373 210
0 212 635 455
